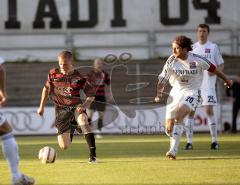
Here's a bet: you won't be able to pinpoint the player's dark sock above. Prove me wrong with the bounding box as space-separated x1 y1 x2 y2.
88 118 92 126
70 133 74 142
98 118 103 131
70 126 75 142
85 133 96 158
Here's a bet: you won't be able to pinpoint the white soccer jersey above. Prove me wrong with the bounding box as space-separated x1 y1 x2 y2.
193 41 224 90
159 53 216 118
158 53 215 92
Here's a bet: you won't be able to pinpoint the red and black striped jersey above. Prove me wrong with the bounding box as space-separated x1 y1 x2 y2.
46 68 95 107
86 70 110 97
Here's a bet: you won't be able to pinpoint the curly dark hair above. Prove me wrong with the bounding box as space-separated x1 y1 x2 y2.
173 35 193 51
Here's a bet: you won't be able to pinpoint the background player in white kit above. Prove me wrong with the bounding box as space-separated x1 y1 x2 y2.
185 24 224 150
0 57 35 184
155 35 231 159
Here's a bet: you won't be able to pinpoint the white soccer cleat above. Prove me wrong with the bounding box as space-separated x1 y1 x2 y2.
166 151 176 160
13 174 35 185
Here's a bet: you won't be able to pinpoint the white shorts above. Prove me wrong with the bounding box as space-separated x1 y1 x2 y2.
201 88 217 106
166 89 199 120
0 112 7 126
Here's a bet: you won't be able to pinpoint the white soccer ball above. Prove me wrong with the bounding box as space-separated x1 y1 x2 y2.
38 146 57 164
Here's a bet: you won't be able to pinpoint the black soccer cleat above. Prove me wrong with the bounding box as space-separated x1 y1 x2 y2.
185 143 193 150
88 157 98 164
210 142 219 150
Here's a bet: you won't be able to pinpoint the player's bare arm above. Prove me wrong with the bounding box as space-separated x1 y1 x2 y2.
76 96 95 113
37 84 50 116
212 68 232 88
218 63 224 72
0 65 7 106
155 81 165 102
209 63 224 76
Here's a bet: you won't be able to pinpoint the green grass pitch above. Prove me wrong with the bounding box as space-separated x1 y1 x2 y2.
0 134 240 185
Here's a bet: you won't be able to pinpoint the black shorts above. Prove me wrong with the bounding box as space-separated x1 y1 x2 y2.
55 106 83 135
90 96 106 112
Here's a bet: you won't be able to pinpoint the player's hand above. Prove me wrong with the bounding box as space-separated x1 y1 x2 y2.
0 96 7 106
76 105 86 113
154 96 161 103
224 80 233 88
37 107 44 116
0 91 7 107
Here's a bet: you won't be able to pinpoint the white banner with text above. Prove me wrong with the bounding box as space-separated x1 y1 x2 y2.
1 104 237 135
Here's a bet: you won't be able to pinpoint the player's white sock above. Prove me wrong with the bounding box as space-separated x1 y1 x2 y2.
169 124 184 156
207 115 218 143
185 118 194 143
1 132 21 181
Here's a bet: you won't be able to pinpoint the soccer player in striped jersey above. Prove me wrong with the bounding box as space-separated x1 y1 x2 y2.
37 51 97 163
185 24 225 150
87 58 110 138
0 57 35 184
155 35 232 159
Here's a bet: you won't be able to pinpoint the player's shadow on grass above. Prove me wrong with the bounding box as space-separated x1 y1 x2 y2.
178 156 240 161
20 183 240 185
65 160 148 164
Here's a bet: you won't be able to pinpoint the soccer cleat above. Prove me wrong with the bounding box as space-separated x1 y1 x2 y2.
166 151 176 160
185 143 193 150
88 157 98 164
13 174 35 185
211 142 219 150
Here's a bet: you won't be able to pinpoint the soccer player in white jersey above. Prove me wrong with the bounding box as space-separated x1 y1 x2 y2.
155 35 232 159
0 57 35 184
185 24 224 150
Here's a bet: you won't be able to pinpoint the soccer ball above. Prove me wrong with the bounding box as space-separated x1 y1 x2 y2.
38 146 57 164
